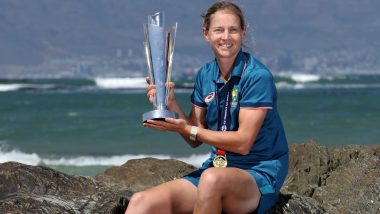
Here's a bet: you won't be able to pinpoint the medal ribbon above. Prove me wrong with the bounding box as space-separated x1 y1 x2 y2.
216 89 230 156
215 55 247 158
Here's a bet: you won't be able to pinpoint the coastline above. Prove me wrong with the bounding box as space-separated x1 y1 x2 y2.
1 140 379 213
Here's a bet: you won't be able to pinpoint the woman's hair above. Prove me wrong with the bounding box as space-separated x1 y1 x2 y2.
202 1 246 30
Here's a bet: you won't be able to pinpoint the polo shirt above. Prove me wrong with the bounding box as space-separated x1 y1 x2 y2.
190 50 289 194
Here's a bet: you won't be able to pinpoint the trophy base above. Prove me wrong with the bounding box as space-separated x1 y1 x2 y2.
142 109 179 123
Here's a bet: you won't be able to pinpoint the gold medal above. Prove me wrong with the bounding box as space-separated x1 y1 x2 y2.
213 155 227 168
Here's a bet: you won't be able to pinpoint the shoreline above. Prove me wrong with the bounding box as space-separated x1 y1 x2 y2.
1 140 379 213
25 140 377 178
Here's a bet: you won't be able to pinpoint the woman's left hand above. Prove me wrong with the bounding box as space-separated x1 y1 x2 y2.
143 118 187 133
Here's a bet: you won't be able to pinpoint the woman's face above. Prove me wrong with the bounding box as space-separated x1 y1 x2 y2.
203 9 246 61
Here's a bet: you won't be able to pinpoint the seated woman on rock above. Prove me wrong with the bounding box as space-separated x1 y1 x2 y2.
125 1 289 213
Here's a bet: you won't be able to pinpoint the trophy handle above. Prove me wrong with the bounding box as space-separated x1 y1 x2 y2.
143 23 156 108
143 24 154 83
165 22 178 106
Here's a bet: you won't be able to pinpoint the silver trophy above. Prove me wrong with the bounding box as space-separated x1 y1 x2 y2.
142 12 178 122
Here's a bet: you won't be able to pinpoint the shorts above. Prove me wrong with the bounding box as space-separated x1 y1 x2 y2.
182 154 288 214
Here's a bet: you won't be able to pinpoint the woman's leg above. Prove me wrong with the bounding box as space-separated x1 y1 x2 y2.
125 178 197 214
193 167 261 214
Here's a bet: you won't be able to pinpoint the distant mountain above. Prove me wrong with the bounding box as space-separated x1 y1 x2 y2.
0 0 379 78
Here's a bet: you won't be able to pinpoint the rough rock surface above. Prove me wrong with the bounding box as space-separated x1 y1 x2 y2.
95 157 197 192
282 141 380 213
0 161 130 213
1 141 379 213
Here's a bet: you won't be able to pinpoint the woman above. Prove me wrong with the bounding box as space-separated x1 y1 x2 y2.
125 1 288 214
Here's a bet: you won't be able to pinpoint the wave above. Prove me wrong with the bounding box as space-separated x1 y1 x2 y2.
0 145 208 167
275 82 380 90
273 73 380 90
94 77 147 89
275 81 306 89
289 73 321 83
0 144 41 165
274 73 330 90
275 72 327 83
0 83 54 92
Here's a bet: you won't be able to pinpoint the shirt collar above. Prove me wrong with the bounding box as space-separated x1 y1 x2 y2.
213 50 245 83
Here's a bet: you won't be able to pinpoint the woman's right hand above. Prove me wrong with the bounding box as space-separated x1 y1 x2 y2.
146 76 177 106
146 77 156 103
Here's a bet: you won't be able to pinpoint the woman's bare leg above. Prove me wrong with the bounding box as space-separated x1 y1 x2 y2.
125 178 197 214
193 167 261 214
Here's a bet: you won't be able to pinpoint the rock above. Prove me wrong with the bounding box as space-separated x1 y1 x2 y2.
282 141 331 197
1 141 379 213
0 161 131 213
0 159 197 214
282 141 380 214
95 157 196 192
269 194 325 214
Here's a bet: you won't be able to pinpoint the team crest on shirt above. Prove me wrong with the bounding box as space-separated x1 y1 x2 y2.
204 92 215 103
231 86 238 107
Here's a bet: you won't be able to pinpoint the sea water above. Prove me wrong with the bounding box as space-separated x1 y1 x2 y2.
0 74 379 177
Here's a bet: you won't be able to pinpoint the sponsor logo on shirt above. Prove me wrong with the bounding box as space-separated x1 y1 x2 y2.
204 92 215 103
231 87 238 107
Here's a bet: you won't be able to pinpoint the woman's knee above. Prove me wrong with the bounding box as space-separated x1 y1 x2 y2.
126 191 158 213
127 191 146 210
198 168 224 191
126 189 173 214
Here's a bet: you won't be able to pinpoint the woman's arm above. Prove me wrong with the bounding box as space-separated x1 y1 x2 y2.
145 79 267 152
177 105 206 148
147 108 267 155
193 108 267 155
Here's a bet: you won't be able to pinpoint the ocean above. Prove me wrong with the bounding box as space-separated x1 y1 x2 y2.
1 73 379 177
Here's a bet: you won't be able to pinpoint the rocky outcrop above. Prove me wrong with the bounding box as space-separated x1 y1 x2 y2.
0 161 125 213
95 158 197 192
0 141 379 213
283 141 380 213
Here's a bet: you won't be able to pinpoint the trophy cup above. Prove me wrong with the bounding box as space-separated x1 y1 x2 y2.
142 12 179 122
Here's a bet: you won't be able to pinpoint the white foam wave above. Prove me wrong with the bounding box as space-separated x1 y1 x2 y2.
275 81 307 90
0 146 209 167
276 81 295 89
0 83 54 92
276 72 326 82
277 73 321 83
0 147 41 165
0 83 31 92
94 77 147 89
290 73 320 83
276 81 380 90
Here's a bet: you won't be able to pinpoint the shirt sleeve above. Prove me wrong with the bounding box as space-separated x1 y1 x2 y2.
191 69 207 108
239 68 274 108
